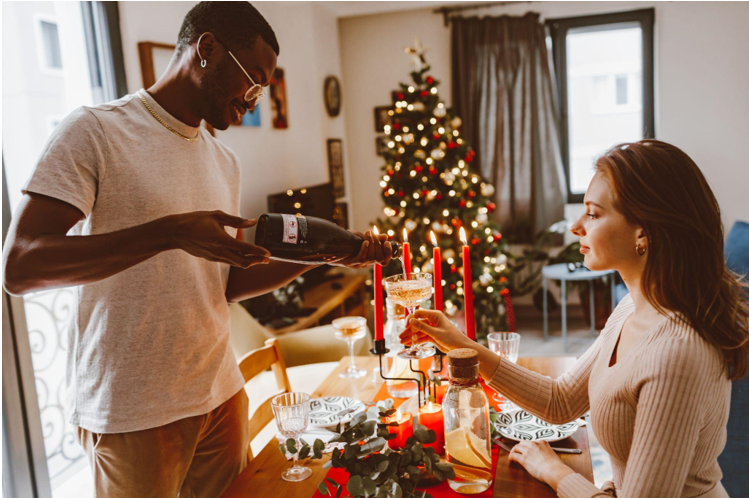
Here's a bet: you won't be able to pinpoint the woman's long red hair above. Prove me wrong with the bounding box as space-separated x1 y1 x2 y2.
596 140 749 380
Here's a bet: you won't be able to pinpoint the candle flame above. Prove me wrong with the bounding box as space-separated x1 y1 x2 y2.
459 226 468 245
403 228 409 243
430 231 438 247
395 408 402 421
373 225 380 236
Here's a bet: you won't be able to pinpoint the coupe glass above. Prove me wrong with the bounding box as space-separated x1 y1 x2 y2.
332 316 367 379
271 392 313 482
384 273 435 360
487 332 520 410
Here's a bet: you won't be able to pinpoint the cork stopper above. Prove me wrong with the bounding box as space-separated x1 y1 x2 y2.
447 348 479 380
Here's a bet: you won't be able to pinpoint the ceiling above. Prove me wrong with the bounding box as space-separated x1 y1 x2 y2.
316 1 472 19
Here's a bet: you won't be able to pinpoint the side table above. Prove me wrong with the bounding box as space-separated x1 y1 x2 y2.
542 263 618 353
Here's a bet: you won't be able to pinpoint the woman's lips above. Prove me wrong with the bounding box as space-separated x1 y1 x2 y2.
580 245 590 254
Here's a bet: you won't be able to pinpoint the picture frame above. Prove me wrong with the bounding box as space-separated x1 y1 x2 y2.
137 41 215 136
376 136 390 156
333 202 349 229
324 76 341 117
327 139 345 198
374 106 391 133
270 67 289 129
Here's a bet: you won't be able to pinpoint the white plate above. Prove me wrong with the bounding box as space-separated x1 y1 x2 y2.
494 409 578 442
308 396 366 428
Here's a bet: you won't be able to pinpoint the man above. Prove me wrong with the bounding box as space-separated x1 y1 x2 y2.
2 3 392 497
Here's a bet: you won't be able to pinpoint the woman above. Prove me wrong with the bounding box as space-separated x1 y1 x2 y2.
402 140 748 498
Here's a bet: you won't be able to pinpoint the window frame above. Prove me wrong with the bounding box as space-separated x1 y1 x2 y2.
34 14 64 76
548 8 655 204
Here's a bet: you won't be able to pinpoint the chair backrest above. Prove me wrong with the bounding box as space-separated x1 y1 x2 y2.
237 337 292 461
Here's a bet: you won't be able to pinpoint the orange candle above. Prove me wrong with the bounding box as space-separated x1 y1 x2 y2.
459 227 476 341
386 410 413 450
373 226 384 342
418 402 445 455
435 383 448 404
430 231 443 312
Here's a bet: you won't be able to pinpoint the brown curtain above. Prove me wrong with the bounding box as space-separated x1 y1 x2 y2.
452 12 566 243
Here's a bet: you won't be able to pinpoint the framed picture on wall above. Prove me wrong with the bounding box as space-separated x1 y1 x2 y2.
270 67 289 129
375 136 390 156
137 41 215 136
374 106 391 133
333 202 349 229
324 76 341 117
327 139 345 198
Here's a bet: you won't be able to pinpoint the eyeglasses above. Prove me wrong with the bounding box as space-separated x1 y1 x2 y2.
227 50 264 105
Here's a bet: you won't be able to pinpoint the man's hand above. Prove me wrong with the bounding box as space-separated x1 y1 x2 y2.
168 210 270 269
332 230 394 269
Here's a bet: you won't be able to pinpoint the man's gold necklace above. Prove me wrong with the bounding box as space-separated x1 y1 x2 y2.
137 92 199 142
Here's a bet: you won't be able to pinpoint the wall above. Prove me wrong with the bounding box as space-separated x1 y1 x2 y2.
118 1 352 235
339 1 749 241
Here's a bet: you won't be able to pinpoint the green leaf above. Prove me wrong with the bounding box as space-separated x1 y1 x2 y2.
325 477 338 487
352 412 368 425
378 460 389 472
363 477 377 496
286 438 297 454
423 430 436 444
299 445 311 459
411 445 423 460
336 485 343 498
413 429 429 444
318 482 329 496
347 475 364 496
278 443 286 455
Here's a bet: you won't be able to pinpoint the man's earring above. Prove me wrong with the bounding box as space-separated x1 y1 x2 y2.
200 59 207 68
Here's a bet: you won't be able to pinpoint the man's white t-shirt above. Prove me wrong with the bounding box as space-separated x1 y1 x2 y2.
22 90 246 434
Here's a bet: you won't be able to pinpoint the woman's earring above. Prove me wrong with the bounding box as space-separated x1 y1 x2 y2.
200 59 207 68
636 243 646 256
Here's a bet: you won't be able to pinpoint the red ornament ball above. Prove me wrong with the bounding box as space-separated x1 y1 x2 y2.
459 200 467 208
398 93 405 100
500 288 510 296
387 169 395 176
436 194 443 200
493 233 502 242
393 122 401 131
471 238 481 245
428 166 438 175
426 76 434 84
487 202 496 213
433 133 441 140
447 142 458 150
420 90 429 98
467 191 476 199
397 191 405 197
421 189 429 197
451 218 462 227
414 165 424 173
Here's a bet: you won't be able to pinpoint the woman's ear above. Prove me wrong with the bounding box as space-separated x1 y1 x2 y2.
635 228 648 250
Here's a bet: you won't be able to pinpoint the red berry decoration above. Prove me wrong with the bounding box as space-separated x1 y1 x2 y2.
414 165 423 173
436 194 443 200
393 122 401 131
471 238 481 246
448 142 458 149
387 169 395 176
500 288 510 296
426 76 434 84
421 189 429 197
433 133 441 140
428 166 438 175
421 90 429 98
398 93 405 100
451 218 462 227
459 200 467 208
468 191 476 199
397 191 405 197
499 277 508 283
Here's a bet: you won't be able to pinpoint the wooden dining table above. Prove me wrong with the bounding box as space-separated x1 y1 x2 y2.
221 355 594 498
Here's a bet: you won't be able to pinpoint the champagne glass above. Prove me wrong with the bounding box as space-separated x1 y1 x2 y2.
332 316 367 379
272 392 313 482
384 273 435 359
487 332 520 410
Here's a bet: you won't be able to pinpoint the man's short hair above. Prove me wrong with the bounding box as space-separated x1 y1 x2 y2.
176 2 279 57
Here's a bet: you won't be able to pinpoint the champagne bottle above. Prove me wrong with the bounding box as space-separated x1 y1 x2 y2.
254 213 401 264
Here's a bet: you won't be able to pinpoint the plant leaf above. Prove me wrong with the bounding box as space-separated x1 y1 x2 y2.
347 475 364 496
318 482 329 496
278 443 287 455
299 445 311 459
286 438 297 454
362 476 377 496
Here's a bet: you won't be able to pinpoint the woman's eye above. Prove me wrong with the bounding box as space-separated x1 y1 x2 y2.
587 213 598 219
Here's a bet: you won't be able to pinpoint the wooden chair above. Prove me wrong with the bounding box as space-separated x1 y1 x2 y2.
238 337 292 461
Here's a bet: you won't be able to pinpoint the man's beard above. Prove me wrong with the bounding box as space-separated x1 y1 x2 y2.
198 56 232 130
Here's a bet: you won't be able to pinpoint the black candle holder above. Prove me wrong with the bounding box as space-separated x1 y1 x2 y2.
370 340 447 408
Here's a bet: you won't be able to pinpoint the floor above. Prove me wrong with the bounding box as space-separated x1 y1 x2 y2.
54 306 613 497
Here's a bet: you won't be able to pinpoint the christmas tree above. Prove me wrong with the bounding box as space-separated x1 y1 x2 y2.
373 38 515 340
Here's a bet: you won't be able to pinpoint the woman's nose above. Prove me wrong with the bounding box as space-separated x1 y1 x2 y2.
570 218 584 237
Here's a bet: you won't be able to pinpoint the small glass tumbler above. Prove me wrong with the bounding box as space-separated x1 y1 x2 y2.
271 392 313 482
487 332 520 410
332 316 367 379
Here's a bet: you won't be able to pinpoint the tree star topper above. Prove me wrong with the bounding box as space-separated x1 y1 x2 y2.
405 36 430 73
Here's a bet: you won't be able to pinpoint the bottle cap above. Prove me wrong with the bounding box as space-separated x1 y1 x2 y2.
447 348 480 379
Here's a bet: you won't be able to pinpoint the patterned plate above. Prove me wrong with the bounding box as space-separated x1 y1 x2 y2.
308 397 366 428
494 409 579 442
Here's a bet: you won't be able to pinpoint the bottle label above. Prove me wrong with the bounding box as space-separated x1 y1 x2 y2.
281 214 299 244
281 214 308 244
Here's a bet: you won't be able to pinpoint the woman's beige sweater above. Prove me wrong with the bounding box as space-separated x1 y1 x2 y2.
488 294 731 498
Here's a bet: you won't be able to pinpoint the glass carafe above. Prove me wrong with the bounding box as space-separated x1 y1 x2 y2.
384 298 419 398
442 349 493 494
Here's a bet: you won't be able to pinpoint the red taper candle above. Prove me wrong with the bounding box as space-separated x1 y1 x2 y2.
430 231 443 312
459 227 476 341
373 226 384 341
402 228 412 275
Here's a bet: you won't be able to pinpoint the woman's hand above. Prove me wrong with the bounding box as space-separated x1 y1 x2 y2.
399 309 472 353
507 440 576 491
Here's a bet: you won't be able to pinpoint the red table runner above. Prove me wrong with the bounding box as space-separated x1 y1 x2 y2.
311 359 504 498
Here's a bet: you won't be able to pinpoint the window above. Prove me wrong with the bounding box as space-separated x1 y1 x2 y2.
39 19 63 70
549 9 654 202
